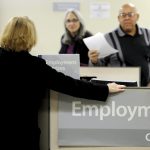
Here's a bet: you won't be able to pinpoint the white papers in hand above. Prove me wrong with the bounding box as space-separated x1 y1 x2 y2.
83 32 118 58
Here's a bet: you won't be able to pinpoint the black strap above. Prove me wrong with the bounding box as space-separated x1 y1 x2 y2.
109 33 117 49
109 31 124 66
145 28 150 45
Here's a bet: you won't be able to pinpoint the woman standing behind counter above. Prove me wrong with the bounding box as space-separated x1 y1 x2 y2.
59 8 92 66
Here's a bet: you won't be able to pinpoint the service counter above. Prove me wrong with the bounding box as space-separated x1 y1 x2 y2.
39 67 150 150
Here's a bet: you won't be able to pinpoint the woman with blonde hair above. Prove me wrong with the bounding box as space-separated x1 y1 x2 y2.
0 16 125 150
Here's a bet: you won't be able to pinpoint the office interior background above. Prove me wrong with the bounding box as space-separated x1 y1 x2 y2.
0 0 150 56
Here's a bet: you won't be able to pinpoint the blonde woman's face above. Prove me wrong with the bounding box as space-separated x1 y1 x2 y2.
65 12 80 36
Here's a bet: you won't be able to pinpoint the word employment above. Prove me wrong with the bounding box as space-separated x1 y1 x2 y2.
72 101 150 121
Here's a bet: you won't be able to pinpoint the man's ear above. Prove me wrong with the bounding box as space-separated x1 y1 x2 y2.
117 15 120 21
136 13 140 21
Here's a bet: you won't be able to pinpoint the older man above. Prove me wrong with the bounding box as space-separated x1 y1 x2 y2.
88 3 150 86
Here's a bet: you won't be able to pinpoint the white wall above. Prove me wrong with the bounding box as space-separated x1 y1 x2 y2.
0 0 150 56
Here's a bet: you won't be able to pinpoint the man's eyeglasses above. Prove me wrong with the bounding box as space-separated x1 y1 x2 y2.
119 12 136 18
65 19 79 24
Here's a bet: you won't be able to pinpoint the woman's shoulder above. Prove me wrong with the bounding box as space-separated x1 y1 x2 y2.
84 30 93 37
29 54 46 66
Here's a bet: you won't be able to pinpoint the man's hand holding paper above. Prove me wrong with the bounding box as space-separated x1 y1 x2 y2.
83 32 118 58
88 50 99 64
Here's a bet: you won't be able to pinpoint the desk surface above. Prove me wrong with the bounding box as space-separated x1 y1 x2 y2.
80 67 140 86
